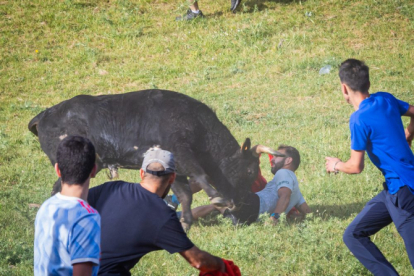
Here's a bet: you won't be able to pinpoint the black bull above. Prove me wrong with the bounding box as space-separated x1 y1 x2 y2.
28 89 278 230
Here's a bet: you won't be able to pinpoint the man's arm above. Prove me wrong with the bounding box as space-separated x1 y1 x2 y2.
403 105 414 147
179 246 225 273
325 150 365 174
73 262 94 276
270 187 292 225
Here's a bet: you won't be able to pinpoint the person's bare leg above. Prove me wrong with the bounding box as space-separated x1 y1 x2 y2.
177 0 203 20
189 0 199 12
191 204 216 220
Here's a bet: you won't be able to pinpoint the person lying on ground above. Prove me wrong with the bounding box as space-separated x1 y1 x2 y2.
179 145 311 225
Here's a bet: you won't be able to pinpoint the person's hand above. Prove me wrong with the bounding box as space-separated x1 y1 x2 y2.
325 157 341 174
406 128 413 148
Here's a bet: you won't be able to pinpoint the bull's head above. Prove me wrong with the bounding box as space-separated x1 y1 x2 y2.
220 138 281 211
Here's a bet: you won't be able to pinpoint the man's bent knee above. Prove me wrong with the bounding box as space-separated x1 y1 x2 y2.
343 225 358 248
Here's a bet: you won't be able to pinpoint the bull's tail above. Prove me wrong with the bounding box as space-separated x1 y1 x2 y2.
28 110 46 136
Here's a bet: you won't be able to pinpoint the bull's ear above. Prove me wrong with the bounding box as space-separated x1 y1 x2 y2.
241 138 251 153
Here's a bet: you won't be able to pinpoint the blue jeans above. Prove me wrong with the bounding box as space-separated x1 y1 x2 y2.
343 185 414 275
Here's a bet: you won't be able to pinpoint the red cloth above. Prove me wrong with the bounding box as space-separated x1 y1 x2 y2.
251 167 267 193
199 259 241 276
250 154 273 193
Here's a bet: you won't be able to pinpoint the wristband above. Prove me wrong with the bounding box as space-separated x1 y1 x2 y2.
333 161 341 173
270 213 280 219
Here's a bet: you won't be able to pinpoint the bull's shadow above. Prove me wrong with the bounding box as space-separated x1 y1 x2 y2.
309 202 366 221
193 201 367 227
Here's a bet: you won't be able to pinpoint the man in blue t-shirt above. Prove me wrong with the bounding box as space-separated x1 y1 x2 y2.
325 59 414 275
34 136 101 276
88 147 230 276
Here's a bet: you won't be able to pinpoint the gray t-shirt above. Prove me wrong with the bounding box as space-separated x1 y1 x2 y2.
256 169 306 215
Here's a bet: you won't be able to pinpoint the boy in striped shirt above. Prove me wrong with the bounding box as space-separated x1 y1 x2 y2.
34 136 100 276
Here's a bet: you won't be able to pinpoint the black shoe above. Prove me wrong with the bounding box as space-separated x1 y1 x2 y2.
176 9 204 21
230 0 241 12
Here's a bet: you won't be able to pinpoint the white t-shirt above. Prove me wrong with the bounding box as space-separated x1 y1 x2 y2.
34 193 101 276
256 169 306 215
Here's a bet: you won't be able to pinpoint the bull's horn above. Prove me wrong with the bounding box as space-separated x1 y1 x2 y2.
251 145 285 157
228 200 237 211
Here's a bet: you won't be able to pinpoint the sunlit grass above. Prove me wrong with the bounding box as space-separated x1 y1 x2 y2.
1 0 413 274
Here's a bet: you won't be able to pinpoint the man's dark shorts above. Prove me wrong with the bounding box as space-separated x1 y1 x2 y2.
225 192 260 225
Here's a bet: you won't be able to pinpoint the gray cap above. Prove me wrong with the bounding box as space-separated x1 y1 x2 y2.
141 148 176 176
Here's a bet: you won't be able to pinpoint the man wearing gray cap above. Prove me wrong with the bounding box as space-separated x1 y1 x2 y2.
87 147 227 276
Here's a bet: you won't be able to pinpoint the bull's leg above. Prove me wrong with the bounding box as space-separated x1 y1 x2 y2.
188 175 228 206
173 148 228 206
171 175 193 232
106 165 119 179
189 180 202 194
171 146 216 195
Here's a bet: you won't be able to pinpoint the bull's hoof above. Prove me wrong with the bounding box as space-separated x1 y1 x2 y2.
209 196 229 207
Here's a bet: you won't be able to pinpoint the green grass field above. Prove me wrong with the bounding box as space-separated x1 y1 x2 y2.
1 0 414 275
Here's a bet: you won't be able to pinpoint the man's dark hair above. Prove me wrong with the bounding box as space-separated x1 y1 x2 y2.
278 145 301 171
339 59 370 93
56 136 96 185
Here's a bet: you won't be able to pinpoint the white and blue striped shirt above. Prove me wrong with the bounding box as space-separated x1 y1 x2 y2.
34 193 101 276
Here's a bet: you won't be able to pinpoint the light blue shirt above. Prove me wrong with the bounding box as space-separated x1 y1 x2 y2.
256 169 305 215
34 193 101 276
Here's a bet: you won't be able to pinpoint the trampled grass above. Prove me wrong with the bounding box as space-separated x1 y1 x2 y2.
1 0 414 275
